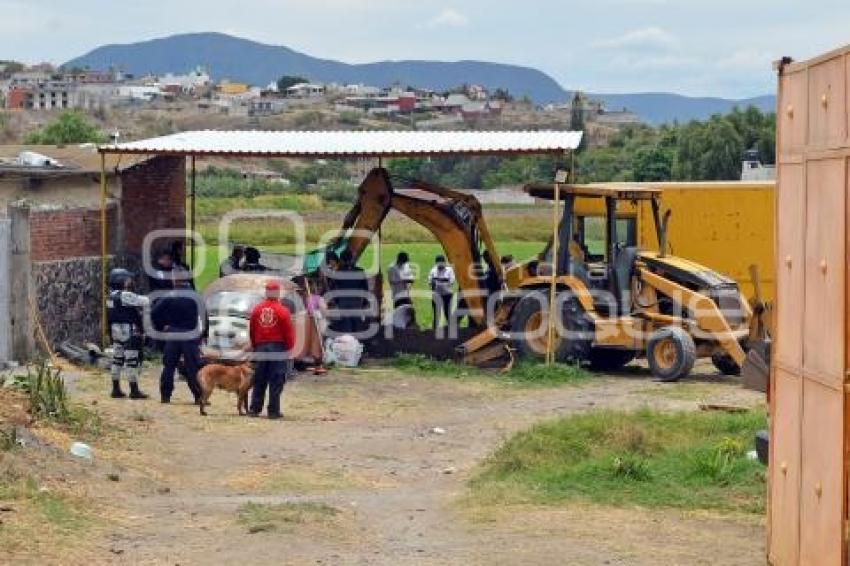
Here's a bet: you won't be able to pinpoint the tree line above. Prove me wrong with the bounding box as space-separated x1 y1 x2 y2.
389 106 776 188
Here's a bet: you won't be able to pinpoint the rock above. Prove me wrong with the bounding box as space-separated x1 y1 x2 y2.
430 427 446 435
107 473 120 482
156 486 171 495
441 466 457 475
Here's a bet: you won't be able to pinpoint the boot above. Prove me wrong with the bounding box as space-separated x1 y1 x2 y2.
129 382 149 400
111 380 126 399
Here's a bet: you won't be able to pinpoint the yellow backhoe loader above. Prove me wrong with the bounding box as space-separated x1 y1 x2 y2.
327 169 763 381
492 182 759 380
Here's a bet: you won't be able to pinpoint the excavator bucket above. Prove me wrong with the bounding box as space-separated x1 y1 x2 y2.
741 264 771 393
741 339 771 394
456 326 515 370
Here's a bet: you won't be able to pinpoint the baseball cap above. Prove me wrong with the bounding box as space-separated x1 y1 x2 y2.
265 280 281 291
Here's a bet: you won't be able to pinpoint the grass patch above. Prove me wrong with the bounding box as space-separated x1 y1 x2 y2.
236 501 339 534
470 408 767 514
0 474 93 554
390 354 590 387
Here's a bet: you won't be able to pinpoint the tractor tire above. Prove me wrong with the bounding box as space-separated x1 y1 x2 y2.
588 349 636 372
510 291 592 364
646 326 696 382
711 351 742 376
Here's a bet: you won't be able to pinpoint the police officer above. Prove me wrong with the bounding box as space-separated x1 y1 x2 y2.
106 268 150 399
150 270 204 404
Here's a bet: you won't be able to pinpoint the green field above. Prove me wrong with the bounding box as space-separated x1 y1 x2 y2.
193 240 543 328
190 196 554 328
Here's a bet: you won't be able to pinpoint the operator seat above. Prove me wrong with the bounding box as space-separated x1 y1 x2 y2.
611 246 639 315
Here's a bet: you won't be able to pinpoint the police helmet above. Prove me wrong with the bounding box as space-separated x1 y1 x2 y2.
108 268 134 291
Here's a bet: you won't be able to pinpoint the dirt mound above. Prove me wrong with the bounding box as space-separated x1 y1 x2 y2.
365 327 479 360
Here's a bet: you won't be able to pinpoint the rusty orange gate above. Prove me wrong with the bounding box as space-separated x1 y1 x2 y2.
771 46 850 565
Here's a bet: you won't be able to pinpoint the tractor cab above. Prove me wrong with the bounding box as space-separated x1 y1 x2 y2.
525 183 664 316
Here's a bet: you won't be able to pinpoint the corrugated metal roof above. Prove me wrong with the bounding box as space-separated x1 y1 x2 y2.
99 130 583 158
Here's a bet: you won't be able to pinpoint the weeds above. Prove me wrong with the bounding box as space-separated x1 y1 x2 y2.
390 354 590 387
9 363 102 438
21 363 69 422
612 454 651 481
471 408 767 513
0 426 18 451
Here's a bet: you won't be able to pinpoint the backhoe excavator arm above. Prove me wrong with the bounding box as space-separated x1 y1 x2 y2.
335 167 501 327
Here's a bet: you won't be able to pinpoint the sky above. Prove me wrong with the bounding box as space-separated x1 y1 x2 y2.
1 0 849 98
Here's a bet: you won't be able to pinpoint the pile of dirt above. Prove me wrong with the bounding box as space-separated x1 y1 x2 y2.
364 326 479 360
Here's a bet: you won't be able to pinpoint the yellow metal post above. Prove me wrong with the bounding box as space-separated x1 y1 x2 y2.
190 155 196 269
100 152 108 347
546 182 560 365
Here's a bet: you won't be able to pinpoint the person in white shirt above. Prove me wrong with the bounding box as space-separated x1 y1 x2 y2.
387 252 416 328
428 255 456 329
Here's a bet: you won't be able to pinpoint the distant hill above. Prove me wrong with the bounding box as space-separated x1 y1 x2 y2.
63 32 566 103
63 32 776 124
591 92 776 125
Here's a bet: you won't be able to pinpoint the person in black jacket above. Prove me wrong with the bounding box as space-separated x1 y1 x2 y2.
327 249 370 334
150 271 205 404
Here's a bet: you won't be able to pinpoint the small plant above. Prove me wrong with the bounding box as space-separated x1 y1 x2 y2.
0 426 18 451
23 362 70 422
612 454 651 481
691 437 748 485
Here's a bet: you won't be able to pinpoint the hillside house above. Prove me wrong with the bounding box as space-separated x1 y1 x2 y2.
286 83 326 98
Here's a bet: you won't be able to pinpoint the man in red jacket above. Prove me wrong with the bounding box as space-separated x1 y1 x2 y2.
248 280 295 419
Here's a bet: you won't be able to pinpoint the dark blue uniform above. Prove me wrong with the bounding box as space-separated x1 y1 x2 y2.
151 289 205 403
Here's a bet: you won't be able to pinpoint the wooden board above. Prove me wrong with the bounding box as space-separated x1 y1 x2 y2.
799 379 845 565
803 158 846 384
779 70 809 155
775 163 805 370
807 55 847 148
769 368 802 566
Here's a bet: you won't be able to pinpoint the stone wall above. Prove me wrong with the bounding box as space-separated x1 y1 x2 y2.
32 254 141 349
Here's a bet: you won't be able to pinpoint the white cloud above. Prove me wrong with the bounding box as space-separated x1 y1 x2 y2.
426 8 469 28
593 26 678 50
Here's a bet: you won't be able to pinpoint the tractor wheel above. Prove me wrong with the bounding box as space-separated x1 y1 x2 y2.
646 327 696 382
711 351 742 376
510 291 592 364
588 349 636 372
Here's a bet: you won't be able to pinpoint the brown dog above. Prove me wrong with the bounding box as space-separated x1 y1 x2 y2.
198 363 254 416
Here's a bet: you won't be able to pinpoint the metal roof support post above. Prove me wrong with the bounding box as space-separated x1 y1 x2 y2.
190 155 196 270
100 152 108 348
546 182 561 366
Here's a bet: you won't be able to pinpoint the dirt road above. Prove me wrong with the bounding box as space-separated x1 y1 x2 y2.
56 363 764 565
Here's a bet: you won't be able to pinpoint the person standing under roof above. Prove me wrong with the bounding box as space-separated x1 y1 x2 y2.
428 255 455 330
387 251 416 328
248 280 295 419
328 249 370 334
106 269 150 400
151 271 205 404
